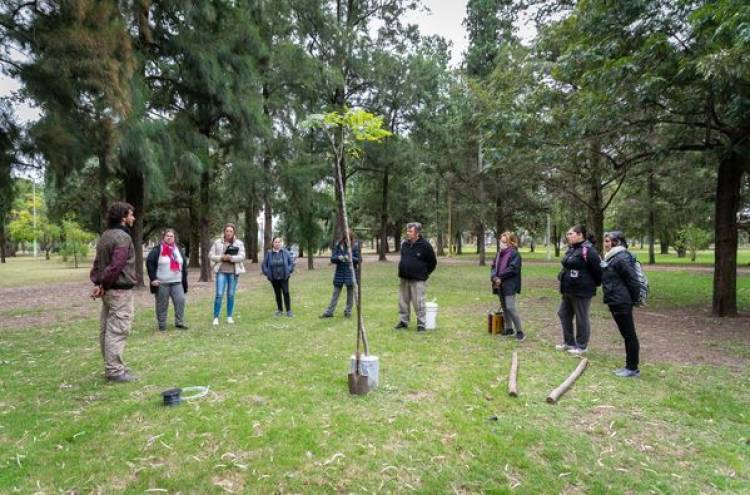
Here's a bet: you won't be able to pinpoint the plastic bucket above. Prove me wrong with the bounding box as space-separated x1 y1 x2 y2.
349 354 380 388
425 302 438 329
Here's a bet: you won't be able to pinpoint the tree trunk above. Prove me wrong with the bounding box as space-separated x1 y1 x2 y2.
456 231 463 255
244 203 259 263
712 153 742 317
477 223 486 266
123 168 145 286
189 199 201 268
553 223 560 257
334 153 347 240
98 148 109 231
648 172 656 265
392 223 401 253
660 231 670 255
436 180 444 256
379 166 389 261
198 169 212 282
263 153 273 252
494 178 504 237
0 221 6 263
307 240 314 270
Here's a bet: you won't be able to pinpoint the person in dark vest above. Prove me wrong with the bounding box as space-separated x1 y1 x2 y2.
320 229 360 318
555 224 602 355
394 222 437 332
602 231 641 377
89 202 138 383
146 228 189 331
261 236 295 317
491 231 524 341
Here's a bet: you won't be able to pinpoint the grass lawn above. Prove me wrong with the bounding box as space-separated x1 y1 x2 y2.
0 258 748 493
0 255 92 288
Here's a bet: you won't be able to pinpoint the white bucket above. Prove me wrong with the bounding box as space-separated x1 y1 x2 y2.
424 301 438 329
349 355 380 388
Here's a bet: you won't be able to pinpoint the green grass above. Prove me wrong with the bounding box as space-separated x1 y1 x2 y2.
0 255 91 287
0 260 748 493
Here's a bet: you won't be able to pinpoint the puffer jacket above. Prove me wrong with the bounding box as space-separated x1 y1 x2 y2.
331 240 360 286
558 241 603 297
602 249 640 306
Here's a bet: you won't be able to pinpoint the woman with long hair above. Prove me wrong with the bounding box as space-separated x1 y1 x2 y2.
209 223 246 326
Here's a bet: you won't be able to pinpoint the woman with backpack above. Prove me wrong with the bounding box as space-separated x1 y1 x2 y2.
602 231 642 377
261 236 295 317
491 231 524 341
556 224 603 355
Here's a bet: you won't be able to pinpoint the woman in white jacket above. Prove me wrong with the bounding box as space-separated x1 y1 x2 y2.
210 223 246 326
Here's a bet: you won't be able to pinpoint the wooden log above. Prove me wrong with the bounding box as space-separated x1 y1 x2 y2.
508 351 519 397
546 358 588 404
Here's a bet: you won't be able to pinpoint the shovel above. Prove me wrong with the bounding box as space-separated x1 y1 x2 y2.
348 264 370 395
348 351 370 395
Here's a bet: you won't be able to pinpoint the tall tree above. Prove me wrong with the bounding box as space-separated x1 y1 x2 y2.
0 101 19 263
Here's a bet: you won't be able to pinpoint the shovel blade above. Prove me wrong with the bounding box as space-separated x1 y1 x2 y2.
348 372 370 395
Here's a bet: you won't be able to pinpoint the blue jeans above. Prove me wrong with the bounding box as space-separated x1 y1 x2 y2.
214 272 239 318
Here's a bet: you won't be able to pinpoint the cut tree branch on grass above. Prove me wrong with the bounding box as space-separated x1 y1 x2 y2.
508 351 518 397
546 358 588 404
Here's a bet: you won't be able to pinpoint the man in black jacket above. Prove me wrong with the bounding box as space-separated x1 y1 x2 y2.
395 222 437 332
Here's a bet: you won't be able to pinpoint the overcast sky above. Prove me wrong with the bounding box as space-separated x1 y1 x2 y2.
406 0 469 67
0 1 472 123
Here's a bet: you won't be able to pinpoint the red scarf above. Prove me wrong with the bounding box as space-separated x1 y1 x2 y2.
161 241 181 272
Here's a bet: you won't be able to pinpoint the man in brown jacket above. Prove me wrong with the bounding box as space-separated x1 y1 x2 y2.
90 202 138 382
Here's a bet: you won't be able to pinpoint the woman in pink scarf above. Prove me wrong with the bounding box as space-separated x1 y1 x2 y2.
146 229 189 331
491 232 524 341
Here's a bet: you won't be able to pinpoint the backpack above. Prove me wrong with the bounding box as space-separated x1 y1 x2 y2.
630 254 649 306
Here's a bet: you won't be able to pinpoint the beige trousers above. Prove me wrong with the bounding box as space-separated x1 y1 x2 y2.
99 289 134 377
398 278 426 327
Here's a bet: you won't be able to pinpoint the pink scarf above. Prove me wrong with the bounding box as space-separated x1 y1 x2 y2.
160 241 181 272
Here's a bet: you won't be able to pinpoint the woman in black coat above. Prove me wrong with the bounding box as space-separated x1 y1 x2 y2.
556 225 602 355
491 231 524 341
602 231 641 377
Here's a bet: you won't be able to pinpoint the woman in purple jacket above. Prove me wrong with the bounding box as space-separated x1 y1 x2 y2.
491 231 524 341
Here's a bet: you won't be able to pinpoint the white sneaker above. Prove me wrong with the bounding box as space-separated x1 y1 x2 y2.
568 347 588 355
227 317 235 324
555 344 572 351
212 318 219 326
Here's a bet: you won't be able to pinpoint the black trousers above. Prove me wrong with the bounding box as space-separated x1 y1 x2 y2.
271 279 290 311
609 304 639 370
